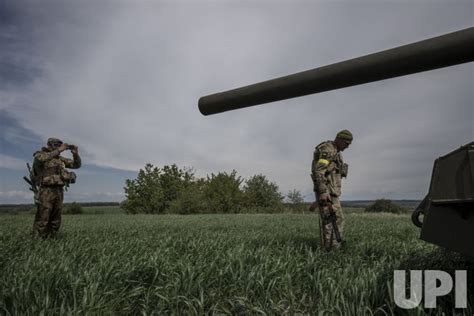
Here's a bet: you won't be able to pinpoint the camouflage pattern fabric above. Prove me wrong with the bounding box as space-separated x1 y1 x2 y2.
32 146 81 238
33 148 81 186
33 187 64 238
311 141 344 196
311 140 347 250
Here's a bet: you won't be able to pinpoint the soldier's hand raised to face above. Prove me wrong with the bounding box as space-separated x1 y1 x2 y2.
58 143 68 152
70 145 79 155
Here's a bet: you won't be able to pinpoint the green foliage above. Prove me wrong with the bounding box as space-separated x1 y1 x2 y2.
121 164 290 214
242 174 284 212
159 164 195 211
168 180 207 215
286 189 304 205
65 202 83 214
121 164 162 214
364 199 408 214
121 164 194 214
203 171 243 213
286 189 306 213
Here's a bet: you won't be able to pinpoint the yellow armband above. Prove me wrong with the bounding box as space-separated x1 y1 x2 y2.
317 159 330 165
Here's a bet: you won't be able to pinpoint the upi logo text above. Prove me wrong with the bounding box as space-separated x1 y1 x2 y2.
393 270 467 309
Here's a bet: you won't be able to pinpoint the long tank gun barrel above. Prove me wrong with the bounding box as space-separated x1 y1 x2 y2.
198 27 474 116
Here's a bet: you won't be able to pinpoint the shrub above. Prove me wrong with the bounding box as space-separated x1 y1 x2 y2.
122 163 194 214
66 202 83 214
159 164 195 211
286 189 306 213
168 180 207 214
122 164 293 214
364 199 407 214
243 174 284 212
121 164 163 214
203 171 243 213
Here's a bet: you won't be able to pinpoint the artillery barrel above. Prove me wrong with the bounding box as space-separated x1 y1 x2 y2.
199 27 474 116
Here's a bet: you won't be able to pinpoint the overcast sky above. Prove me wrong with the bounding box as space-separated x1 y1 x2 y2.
0 0 472 204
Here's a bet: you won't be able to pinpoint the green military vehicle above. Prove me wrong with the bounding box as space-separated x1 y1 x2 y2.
412 142 473 257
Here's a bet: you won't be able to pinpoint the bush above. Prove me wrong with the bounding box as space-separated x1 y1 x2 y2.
121 164 291 214
66 202 83 214
121 164 162 214
159 164 195 211
122 163 194 214
286 189 306 213
168 181 207 214
364 199 408 214
203 171 243 213
242 174 284 212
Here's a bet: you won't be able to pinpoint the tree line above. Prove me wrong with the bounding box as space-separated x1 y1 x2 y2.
121 163 306 214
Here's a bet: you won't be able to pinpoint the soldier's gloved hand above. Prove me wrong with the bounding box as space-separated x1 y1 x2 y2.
58 143 68 152
319 193 331 202
70 145 79 155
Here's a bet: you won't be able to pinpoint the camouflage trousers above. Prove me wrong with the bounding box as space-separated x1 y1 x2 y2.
33 186 64 238
316 194 344 250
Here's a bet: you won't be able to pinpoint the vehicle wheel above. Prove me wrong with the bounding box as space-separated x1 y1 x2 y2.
411 208 424 228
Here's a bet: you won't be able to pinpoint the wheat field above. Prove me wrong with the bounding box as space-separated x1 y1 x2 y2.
0 210 472 315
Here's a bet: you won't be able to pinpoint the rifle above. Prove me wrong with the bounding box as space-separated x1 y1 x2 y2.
23 163 39 203
319 200 342 247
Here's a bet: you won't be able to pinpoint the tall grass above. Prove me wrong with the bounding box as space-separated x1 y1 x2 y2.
0 213 471 314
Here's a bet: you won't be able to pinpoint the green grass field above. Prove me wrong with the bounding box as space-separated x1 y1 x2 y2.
0 209 472 315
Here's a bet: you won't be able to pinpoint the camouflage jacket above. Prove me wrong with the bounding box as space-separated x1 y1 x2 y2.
33 147 81 187
311 141 346 197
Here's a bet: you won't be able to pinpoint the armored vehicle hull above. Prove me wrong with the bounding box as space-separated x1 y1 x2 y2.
412 143 474 257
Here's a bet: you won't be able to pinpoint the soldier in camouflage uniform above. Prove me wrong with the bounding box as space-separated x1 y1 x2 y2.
311 130 353 251
32 138 81 238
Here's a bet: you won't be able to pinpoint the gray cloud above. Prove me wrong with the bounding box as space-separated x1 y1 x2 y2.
0 190 124 204
0 190 32 202
1 0 472 201
0 154 26 170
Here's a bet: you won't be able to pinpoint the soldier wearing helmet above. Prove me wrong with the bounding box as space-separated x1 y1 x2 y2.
31 138 81 238
311 130 353 250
